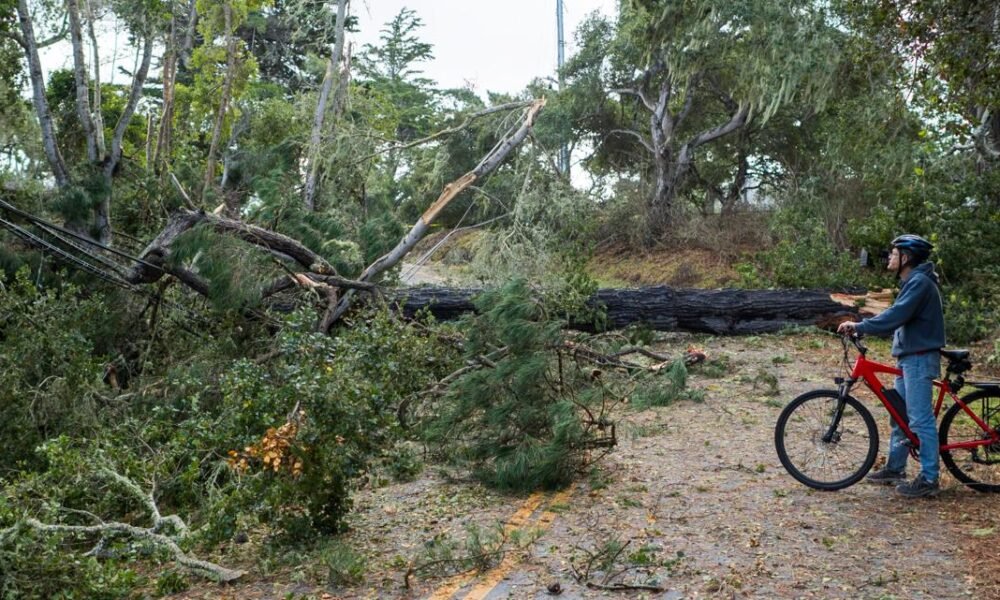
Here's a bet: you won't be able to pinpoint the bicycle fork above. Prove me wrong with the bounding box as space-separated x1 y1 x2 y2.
822 378 856 443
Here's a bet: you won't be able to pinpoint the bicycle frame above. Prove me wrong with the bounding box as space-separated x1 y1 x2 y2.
842 347 1000 453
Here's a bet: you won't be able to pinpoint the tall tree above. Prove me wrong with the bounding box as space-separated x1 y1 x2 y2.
302 0 348 211
357 8 436 200
560 0 839 231
193 0 270 205
838 0 1000 169
12 0 155 244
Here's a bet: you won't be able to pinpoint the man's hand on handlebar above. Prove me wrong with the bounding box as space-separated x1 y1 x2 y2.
837 320 860 335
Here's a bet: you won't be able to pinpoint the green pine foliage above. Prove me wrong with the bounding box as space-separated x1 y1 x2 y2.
167 224 272 311
423 279 618 491
630 359 704 408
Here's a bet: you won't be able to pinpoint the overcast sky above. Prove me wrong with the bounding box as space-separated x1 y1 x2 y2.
353 0 617 94
38 1 616 97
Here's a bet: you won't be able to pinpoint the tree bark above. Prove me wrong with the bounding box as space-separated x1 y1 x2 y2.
96 32 153 244
17 0 70 187
392 286 862 335
67 0 98 162
203 2 236 202
303 57 336 210
84 0 106 156
303 0 349 211
124 210 339 286
180 0 197 68
155 15 178 175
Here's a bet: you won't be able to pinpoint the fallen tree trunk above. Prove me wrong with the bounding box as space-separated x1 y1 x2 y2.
392 286 863 335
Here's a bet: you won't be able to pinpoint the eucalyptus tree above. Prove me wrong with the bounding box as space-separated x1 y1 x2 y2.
838 0 1000 169
561 0 840 231
9 0 158 244
302 0 348 211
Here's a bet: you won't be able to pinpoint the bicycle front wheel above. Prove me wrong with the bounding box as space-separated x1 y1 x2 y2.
774 390 879 490
940 389 1000 493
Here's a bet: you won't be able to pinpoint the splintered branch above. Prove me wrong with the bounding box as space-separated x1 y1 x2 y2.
325 98 546 329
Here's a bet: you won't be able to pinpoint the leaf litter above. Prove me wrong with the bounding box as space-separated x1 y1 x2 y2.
173 332 1000 599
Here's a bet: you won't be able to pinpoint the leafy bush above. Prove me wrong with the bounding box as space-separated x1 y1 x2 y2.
0 269 117 469
736 210 874 290
212 308 458 540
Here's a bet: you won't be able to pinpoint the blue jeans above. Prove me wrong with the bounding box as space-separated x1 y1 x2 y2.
886 352 941 481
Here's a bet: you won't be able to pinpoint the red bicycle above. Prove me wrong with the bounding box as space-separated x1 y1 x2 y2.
774 334 1000 491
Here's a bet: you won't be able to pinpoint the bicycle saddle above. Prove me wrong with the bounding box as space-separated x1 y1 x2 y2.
941 349 973 374
940 349 970 362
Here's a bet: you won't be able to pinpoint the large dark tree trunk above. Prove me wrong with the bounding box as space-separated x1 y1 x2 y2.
393 286 862 335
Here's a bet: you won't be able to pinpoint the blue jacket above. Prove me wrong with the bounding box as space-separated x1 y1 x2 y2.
855 262 946 357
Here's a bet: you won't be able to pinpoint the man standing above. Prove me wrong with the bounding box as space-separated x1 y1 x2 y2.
838 234 946 498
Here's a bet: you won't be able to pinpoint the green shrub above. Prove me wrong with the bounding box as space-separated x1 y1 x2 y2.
0 269 116 469
736 215 872 290
210 308 458 540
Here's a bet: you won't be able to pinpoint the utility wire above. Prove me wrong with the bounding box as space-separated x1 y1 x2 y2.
0 216 135 289
0 199 165 274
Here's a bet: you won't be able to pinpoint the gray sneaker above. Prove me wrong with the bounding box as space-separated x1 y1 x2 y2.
896 475 940 498
866 467 906 485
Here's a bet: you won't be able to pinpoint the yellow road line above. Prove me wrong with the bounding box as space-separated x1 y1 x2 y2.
459 486 574 600
426 491 546 600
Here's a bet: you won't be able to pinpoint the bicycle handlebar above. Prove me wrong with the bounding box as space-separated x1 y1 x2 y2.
841 332 868 357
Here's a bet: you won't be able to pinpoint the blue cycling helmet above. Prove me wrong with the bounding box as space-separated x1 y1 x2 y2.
891 234 933 264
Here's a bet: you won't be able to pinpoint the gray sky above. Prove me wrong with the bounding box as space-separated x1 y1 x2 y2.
353 0 616 94
39 1 616 96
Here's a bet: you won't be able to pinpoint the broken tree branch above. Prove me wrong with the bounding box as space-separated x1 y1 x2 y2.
325 98 546 329
4 468 242 583
125 210 339 287
21 519 244 582
356 100 535 165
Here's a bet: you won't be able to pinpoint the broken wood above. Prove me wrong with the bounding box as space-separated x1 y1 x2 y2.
124 100 545 322
323 98 546 329
124 210 339 286
391 286 863 335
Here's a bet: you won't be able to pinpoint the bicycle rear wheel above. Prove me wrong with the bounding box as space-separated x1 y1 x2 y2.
940 389 1000 492
775 390 879 490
